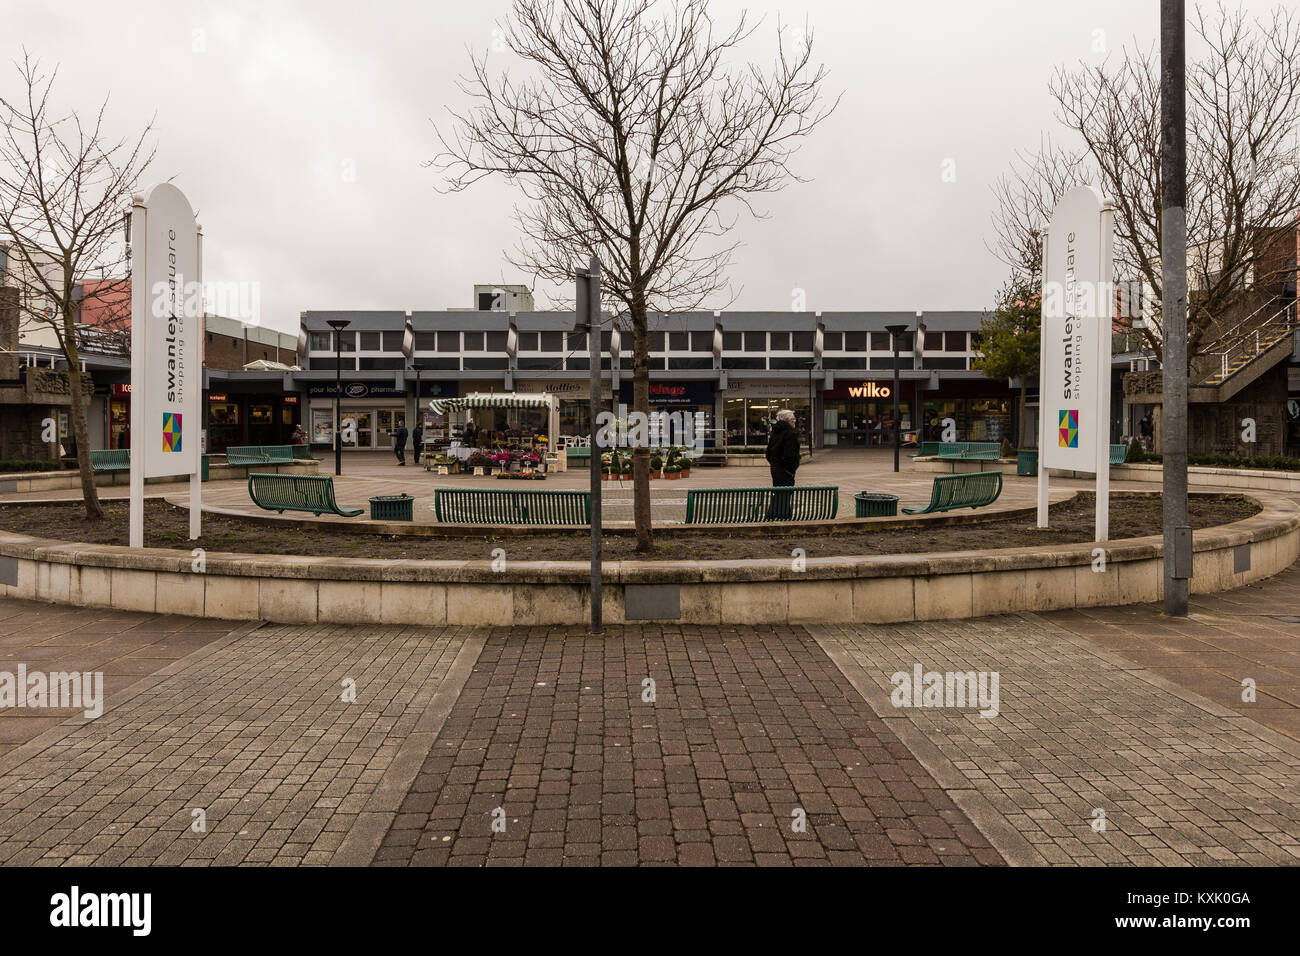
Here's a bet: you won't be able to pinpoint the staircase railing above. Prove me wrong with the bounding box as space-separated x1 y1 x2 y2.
1195 301 1295 385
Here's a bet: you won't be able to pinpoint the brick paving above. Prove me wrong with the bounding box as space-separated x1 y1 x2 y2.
1046 560 1300 741
0 614 477 866
374 626 1002 866
811 611 1300 866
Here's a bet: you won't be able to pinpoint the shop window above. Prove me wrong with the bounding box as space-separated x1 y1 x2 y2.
210 402 240 426
743 331 766 352
281 406 297 426
250 404 273 425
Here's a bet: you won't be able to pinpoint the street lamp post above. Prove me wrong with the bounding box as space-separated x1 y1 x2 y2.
326 319 350 476
885 324 907 473
805 360 816 459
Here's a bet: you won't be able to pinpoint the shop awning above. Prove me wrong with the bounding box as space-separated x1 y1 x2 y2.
428 391 555 415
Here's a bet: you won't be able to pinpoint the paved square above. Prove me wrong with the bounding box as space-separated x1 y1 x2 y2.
374 626 1002 866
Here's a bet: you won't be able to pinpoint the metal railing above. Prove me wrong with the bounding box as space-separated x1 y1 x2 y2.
1196 300 1295 384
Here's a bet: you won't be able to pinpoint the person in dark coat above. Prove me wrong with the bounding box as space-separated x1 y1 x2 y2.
765 409 801 519
393 419 408 465
412 421 424 467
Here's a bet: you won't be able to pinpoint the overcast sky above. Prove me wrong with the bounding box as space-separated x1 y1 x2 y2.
5 0 1281 333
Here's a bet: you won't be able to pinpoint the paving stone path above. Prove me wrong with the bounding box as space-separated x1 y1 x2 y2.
0 563 1295 866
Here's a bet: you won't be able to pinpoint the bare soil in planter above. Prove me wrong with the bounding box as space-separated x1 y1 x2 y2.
0 493 1260 562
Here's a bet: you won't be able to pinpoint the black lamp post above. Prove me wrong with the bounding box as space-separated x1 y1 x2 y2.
326 319 350 476
885 324 907 473
804 360 817 459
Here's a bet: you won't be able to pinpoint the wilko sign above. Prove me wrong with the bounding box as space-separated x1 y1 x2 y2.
129 182 203 548
1037 184 1114 541
847 381 892 399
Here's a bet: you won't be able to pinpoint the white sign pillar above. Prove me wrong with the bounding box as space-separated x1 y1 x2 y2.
128 183 203 548
1036 185 1115 542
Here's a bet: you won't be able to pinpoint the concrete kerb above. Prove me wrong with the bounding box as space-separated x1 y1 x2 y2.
0 491 1295 625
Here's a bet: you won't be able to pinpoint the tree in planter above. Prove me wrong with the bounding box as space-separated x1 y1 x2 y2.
972 276 1040 449
0 52 155 520
434 0 837 551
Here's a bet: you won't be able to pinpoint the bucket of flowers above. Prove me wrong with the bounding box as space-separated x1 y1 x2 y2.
434 454 459 476
467 451 495 475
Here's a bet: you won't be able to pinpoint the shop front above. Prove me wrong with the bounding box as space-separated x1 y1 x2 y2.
206 391 302 452
308 380 413 451
515 379 613 444
720 379 812 447
914 381 1014 445
618 379 716 446
822 379 914 447
109 383 131 449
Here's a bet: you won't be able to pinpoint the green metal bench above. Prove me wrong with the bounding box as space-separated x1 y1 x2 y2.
934 441 1002 472
434 488 591 525
247 473 363 517
291 443 313 460
1110 443 1129 466
684 485 839 523
903 472 1003 515
90 449 131 485
226 445 297 470
909 441 942 459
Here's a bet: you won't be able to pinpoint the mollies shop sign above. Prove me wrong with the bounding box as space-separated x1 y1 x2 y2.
618 381 714 406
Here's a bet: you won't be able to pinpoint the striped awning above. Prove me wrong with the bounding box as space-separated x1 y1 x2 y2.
428 392 554 415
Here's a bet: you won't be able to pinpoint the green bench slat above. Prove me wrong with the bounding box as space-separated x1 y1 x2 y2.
227 445 298 468
909 441 942 459
1109 443 1128 466
903 473 1002 515
684 486 839 524
434 488 591 525
247 473 363 517
934 442 1002 472
90 449 130 471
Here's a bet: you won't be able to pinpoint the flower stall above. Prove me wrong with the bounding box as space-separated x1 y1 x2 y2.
429 392 559 470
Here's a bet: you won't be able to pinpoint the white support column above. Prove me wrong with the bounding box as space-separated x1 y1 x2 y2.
1095 203 1115 543
190 225 205 541
128 196 147 549
1036 229 1051 529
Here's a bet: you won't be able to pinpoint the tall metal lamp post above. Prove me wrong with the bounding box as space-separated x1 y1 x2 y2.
885 324 907 472
804 360 817 459
326 318 350 476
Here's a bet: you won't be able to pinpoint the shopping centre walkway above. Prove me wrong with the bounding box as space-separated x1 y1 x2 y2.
0 563 1295 866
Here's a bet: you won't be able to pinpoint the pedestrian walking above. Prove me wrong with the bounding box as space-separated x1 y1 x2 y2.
765 408 800 519
393 419 408 466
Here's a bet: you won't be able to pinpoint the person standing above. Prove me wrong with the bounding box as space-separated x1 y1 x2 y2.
393 418 408 466
765 408 801 519
412 420 424 468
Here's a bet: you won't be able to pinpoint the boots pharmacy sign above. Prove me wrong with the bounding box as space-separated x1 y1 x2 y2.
130 183 201 477
1036 184 1114 540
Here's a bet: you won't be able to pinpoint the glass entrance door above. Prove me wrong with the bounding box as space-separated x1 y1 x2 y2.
342 410 373 448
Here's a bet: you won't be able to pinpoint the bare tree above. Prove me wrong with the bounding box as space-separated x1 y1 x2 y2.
0 51 154 519
990 3 1300 366
435 0 836 550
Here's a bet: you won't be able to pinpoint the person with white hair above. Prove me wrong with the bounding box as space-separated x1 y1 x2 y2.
764 408 801 519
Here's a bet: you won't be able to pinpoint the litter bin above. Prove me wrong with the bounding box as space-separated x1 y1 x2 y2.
201 454 211 482
1017 450 1038 477
854 492 900 518
369 494 414 521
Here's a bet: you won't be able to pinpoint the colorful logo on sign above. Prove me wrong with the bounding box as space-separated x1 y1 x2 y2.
162 413 182 452
1058 409 1078 448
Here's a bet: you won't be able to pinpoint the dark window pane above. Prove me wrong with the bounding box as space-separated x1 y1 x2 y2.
464 356 508 370
412 332 437 351
540 331 563 352
869 356 915 370
648 332 665 352
743 331 766 352
770 356 818 370
567 331 587 351
722 331 742 351
897 333 914 351
870 332 890 350
690 331 713 352
518 331 539 351
721 356 766 369
567 357 589 370
419 357 459 370
462 331 484 351
337 331 355 352
437 331 459 352
770 332 789 350
823 332 843 351
308 332 332 352
359 357 403 370
824 356 866 370
668 356 712 370
791 331 814 351
485 331 508 352
944 331 967 352
600 331 612 350
518 357 560 370
358 332 380 350
668 332 689 351
310 357 354 371
844 331 867 352
921 356 966 370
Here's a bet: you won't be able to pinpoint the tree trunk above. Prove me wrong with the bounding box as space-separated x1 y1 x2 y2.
631 289 652 552
62 338 104 520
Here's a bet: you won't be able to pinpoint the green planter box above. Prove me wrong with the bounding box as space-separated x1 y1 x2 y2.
1017 450 1038 476
369 494 414 521
854 492 899 518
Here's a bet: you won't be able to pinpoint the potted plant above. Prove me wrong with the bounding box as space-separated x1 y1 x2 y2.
663 463 681 480
677 457 692 478
434 454 458 476
650 454 663 478
601 463 613 481
467 451 494 475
